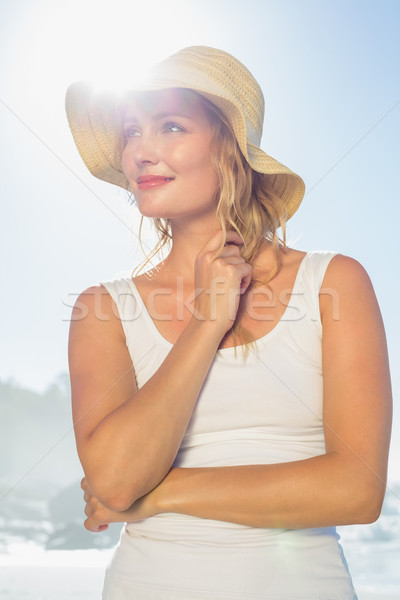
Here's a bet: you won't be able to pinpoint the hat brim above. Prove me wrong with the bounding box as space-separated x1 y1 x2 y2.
65 81 305 220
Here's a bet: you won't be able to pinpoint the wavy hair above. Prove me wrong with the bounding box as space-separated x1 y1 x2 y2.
123 93 289 359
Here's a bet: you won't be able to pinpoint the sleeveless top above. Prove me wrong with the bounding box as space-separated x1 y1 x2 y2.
97 251 358 600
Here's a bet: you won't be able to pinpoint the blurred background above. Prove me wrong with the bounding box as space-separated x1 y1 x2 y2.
0 0 399 598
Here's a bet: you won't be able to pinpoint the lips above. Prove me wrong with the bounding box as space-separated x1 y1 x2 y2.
137 175 174 189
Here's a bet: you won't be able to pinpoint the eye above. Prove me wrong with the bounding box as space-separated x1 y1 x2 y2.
123 125 141 138
163 121 184 133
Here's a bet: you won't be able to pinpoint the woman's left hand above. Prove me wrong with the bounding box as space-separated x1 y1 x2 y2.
81 476 161 532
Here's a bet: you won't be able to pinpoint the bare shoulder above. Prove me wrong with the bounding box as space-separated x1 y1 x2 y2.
70 284 122 326
319 254 380 325
322 253 373 287
69 282 130 380
69 283 137 444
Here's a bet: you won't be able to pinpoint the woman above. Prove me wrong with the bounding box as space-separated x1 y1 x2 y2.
66 46 392 599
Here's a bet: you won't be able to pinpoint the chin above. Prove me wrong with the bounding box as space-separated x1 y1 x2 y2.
137 205 173 219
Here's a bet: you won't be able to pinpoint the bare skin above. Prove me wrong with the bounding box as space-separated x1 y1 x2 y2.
81 250 392 532
69 89 392 533
131 241 308 349
69 229 254 510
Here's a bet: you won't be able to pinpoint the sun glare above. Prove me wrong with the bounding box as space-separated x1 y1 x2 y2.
11 0 199 109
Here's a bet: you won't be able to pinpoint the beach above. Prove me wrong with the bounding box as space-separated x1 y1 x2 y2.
0 564 398 600
0 542 399 599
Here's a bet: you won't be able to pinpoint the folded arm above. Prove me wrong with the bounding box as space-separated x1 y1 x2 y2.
159 257 391 527
86 255 391 531
69 290 221 512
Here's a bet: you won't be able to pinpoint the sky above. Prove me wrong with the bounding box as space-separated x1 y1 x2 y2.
0 0 399 479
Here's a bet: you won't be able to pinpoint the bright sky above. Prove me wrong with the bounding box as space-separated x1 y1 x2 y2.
1 0 399 478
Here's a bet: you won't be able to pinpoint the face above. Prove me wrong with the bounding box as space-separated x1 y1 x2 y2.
121 88 220 222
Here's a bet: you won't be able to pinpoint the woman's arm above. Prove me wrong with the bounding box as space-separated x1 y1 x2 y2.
69 231 252 512
70 296 220 512
155 256 392 527
85 254 391 530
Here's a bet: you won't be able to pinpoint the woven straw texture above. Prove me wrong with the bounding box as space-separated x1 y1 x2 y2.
65 46 305 219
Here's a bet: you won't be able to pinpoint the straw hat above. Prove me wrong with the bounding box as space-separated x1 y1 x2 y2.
65 45 305 219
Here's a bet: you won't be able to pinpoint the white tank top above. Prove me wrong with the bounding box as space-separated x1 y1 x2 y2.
97 251 358 599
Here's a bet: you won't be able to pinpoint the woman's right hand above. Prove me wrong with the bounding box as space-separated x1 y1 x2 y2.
193 230 252 336
82 476 161 532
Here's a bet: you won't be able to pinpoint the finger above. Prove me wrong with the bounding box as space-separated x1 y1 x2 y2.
201 230 244 253
222 256 246 265
239 265 253 294
217 245 243 258
84 516 109 533
225 261 252 290
84 516 100 532
224 232 245 247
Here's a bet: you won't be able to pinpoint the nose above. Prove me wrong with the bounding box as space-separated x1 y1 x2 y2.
130 131 159 167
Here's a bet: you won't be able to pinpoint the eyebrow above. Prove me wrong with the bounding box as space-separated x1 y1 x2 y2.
123 111 193 123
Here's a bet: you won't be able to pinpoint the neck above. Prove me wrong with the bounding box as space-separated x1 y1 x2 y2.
149 222 276 288
154 216 221 285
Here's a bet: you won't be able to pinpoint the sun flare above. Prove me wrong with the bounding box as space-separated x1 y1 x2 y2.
12 0 198 105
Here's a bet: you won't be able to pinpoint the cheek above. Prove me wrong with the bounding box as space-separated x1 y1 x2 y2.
192 146 219 193
121 147 130 176
174 140 216 179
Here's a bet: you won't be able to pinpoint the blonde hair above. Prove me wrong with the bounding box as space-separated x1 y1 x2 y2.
125 93 289 359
